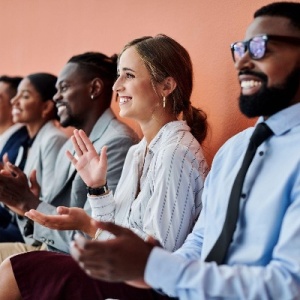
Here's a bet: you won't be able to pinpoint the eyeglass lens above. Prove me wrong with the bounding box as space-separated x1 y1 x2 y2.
249 36 266 59
232 36 266 61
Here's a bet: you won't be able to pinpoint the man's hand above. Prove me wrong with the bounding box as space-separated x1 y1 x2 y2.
66 129 107 188
70 221 154 283
25 207 95 237
125 235 161 289
0 161 40 215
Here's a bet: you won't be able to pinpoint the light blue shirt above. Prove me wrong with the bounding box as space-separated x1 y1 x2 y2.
145 103 300 299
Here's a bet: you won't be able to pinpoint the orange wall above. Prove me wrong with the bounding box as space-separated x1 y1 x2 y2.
0 0 279 165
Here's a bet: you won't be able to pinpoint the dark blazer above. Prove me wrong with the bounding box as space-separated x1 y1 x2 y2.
0 125 29 231
0 126 29 169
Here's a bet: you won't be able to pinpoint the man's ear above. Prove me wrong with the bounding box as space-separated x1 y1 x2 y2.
161 76 177 97
90 78 104 99
42 100 55 119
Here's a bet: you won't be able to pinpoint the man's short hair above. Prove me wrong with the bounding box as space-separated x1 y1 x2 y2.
254 2 300 30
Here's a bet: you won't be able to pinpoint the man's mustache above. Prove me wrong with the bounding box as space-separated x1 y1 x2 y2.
238 70 268 82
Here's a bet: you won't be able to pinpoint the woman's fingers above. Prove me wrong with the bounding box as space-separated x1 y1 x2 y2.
73 129 88 154
78 129 97 153
66 150 78 165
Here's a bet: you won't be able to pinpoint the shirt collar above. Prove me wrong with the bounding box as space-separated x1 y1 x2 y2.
257 103 300 136
143 120 189 155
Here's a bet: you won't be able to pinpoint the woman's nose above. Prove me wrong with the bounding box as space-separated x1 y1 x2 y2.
10 95 19 105
112 76 124 92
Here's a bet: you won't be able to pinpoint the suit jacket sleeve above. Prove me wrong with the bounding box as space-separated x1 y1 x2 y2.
33 133 136 253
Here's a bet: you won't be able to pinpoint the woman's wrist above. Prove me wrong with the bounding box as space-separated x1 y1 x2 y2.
86 182 109 196
85 218 97 237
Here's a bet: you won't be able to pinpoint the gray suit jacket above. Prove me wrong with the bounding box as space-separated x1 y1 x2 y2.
32 108 138 253
17 121 68 244
23 121 68 199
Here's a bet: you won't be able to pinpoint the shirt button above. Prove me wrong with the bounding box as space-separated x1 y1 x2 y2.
241 193 247 199
259 151 264 156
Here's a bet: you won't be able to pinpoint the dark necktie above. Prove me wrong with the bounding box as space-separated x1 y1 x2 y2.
205 122 274 264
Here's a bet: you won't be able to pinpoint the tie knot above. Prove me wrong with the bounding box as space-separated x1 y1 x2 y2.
250 123 273 148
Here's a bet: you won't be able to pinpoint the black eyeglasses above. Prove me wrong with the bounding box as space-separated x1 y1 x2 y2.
230 34 300 62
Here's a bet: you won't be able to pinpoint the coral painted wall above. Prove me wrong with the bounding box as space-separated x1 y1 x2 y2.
0 0 280 165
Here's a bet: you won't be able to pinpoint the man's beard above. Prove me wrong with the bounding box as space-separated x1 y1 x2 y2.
59 109 81 129
60 115 82 128
239 68 300 118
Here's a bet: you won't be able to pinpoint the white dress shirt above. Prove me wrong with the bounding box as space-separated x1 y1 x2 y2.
89 120 208 252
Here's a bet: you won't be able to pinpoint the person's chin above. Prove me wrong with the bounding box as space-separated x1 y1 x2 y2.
119 108 131 119
59 117 71 128
12 117 21 123
239 95 261 118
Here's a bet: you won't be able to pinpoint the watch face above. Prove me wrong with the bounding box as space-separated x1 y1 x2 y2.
87 184 108 196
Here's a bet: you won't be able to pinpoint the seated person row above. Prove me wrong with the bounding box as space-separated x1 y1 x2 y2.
0 1 299 299
26 34 209 253
0 33 209 299
0 36 208 265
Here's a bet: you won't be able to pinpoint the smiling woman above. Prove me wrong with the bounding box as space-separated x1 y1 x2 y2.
12 76 57 133
11 73 67 183
0 73 68 247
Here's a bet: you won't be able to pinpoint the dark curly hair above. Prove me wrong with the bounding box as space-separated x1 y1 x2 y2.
68 52 118 106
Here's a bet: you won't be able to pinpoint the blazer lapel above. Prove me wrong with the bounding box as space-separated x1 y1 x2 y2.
23 124 45 177
46 140 74 200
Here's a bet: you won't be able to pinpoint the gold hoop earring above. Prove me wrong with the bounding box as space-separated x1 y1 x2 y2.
163 96 166 108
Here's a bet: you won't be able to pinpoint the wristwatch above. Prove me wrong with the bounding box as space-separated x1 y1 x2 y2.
86 182 109 196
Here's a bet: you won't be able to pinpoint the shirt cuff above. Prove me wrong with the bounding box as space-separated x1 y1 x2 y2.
145 247 185 297
88 190 115 220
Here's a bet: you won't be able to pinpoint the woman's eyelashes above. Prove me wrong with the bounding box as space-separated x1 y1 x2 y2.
125 72 135 79
116 72 135 81
21 92 30 99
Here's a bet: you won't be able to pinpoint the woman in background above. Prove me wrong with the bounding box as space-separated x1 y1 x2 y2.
0 73 68 253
